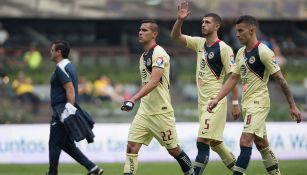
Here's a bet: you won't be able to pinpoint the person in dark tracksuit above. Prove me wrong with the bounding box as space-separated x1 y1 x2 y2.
47 40 103 175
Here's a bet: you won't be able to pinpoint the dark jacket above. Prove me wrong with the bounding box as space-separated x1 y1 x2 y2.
53 103 95 143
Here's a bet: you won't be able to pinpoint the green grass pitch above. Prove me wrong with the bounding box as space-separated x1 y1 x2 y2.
0 160 306 175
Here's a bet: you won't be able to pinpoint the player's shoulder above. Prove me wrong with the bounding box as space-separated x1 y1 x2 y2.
186 35 206 43
154 45 166 52
219 40 230 47
154 45 167 54
236 47 246 56
154 45 169 56
258 42 274 55
219 40 233 51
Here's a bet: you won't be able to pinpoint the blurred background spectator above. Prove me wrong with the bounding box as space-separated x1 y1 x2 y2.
93 75 114 102
78 75 94 103
23 43 43 70
11 71 40 113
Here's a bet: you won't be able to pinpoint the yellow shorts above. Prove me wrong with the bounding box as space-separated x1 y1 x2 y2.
128 112 179 149
242 107 269 138
198 100 227 141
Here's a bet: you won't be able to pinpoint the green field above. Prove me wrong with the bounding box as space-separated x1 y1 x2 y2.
0 160 306 175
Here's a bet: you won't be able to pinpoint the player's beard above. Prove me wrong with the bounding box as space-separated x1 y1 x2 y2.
202 30 213 38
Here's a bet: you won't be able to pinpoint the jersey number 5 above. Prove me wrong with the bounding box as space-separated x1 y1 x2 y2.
204 119 210 129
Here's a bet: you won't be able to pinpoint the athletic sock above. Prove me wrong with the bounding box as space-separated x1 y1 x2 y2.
194 142 210 175
174 150 194 175
123 153 138 175
233 146 252 175
211 142 236 170
260 147 281 175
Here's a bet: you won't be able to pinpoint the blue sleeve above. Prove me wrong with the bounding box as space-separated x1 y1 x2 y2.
55 66 71 86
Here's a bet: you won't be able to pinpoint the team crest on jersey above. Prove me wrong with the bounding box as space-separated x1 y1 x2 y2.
248 56 256 64
156 57 164 66
208 52 214 59
146 58 152 66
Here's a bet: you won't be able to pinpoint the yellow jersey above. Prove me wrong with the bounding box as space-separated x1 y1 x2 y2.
233 42 280 108
137 45 174 115
185 36 235 104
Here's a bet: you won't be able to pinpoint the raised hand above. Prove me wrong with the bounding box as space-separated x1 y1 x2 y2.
177 0 191 20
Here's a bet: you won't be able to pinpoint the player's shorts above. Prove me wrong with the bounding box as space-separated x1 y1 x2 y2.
198 98 227 141
242 107 270 138
128 112 179 149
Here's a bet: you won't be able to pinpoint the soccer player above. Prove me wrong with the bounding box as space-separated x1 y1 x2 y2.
48 40 103 175
171 1 240 174
207 15 302 175
121 20 195 175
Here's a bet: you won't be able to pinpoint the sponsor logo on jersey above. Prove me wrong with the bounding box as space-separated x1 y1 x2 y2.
200 58 206 70
241 65 247 77
141 69 147 79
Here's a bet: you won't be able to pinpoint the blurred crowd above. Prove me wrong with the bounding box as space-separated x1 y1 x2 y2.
78 75 132 104
1 70 133 114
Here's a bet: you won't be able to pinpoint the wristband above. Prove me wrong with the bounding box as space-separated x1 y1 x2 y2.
232 100 239 105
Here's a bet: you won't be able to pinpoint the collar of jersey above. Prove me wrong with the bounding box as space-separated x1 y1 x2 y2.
57 58 70 67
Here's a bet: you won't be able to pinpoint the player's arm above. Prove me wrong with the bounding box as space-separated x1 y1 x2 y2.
230 84 240 120
61 81 78 123
223 46 240 119
272 71 301 123
260 49 301 123
64 81 75 105
207 73 240 113
129 67 163 103
170 0 190 45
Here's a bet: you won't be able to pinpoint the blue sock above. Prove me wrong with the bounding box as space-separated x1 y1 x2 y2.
174 150 194 174
194 142 210 175
233 146 252 175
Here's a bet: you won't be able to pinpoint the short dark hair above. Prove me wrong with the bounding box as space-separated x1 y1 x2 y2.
204 13 222 25
52 40 70 58
235 15 258 27
141 20 160 34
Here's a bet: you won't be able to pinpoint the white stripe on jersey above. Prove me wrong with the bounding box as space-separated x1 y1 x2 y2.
57 59 71 78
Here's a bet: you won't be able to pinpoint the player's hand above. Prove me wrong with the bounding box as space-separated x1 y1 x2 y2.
121 101 135 112
177 0 191 21
207 98 218 113
232 105 241 120
60 103 77 123
290 105 302 123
